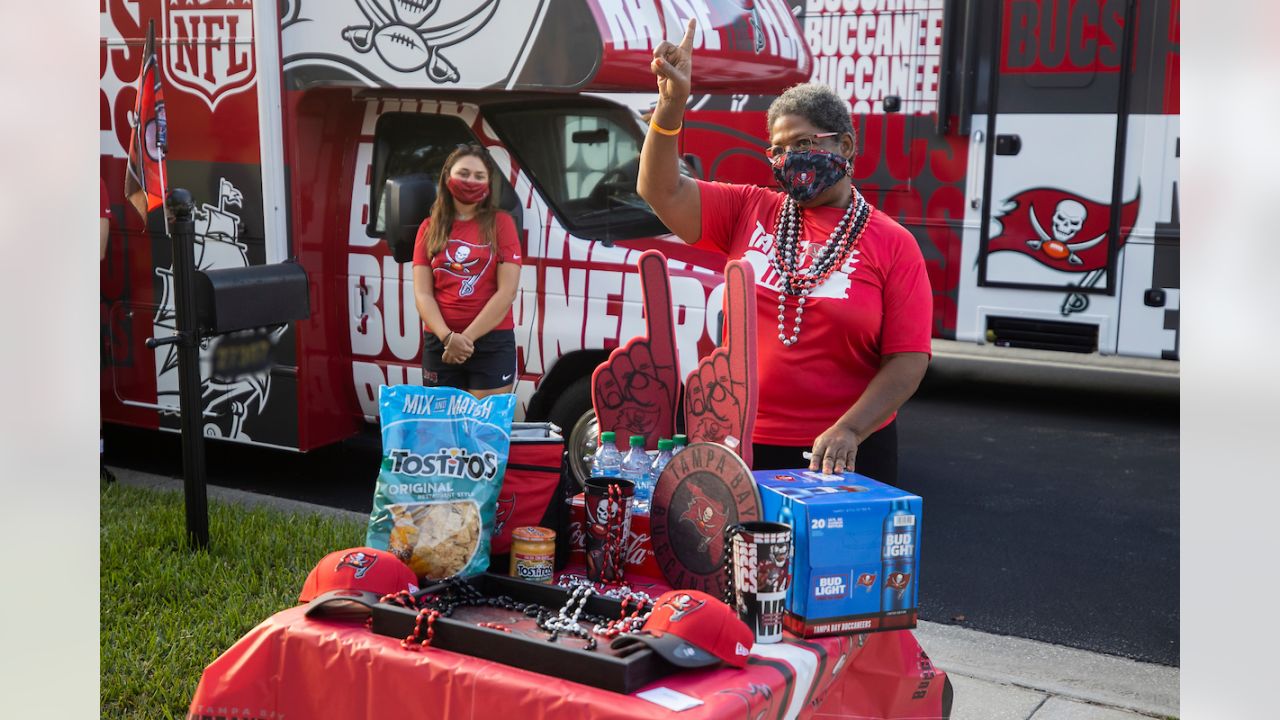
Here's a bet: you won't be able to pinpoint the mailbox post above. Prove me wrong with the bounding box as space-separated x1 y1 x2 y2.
147 189 210 548
146 188 311 549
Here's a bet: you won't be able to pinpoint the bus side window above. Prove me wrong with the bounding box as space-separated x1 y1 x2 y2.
367 113 474 237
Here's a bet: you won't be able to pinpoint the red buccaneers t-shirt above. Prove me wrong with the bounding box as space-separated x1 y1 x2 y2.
412 212 522 334
695 180 933 446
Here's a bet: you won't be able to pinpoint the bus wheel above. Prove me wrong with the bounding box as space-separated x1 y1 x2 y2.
548 376 597 489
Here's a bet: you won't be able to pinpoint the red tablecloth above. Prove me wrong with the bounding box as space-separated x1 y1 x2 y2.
187 607 950 720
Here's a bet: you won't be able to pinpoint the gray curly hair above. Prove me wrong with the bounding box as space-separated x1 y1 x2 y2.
766 83 856 147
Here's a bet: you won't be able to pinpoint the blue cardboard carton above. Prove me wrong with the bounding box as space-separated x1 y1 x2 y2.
754 469 921 637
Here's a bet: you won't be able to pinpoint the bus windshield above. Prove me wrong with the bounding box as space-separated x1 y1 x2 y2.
488 103 677 242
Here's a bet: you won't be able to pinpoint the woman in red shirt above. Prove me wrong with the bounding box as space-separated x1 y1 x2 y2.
637 21 932 483
412 145 522 398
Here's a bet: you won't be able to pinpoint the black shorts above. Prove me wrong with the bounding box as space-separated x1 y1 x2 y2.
422 329 517 391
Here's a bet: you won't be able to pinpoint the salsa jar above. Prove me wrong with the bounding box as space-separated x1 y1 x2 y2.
509 526 556 583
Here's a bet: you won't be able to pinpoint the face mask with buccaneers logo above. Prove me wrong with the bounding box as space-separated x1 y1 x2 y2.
771 149 850 204
447 176 490 205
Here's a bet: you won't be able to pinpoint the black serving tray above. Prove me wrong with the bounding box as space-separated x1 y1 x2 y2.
370 573 674 694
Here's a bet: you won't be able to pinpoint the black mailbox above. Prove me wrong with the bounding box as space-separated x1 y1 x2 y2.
384 174 437 263
194 261 310 335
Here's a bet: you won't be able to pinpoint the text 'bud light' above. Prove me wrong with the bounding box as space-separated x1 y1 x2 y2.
881 499 918 613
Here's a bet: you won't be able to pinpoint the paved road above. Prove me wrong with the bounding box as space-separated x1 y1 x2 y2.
102 359 1179 666
896 364 1179 667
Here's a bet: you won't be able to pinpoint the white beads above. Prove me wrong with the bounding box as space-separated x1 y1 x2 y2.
770 190 868 347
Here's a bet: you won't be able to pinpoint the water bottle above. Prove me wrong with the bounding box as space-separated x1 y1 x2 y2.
671 434 688 455
592 431 623 478
650 438 674 481
621 435 653 511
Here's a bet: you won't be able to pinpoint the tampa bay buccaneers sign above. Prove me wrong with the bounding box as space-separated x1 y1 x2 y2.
650 442 761 596
987 187 1140 273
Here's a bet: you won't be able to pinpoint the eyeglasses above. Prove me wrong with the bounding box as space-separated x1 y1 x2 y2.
455 142 485 153
765 132 839 160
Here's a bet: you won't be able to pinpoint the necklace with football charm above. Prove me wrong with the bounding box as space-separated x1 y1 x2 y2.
770 190 871 346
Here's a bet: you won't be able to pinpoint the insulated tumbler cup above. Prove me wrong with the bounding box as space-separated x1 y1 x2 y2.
725 521 794 644
582 476 635 583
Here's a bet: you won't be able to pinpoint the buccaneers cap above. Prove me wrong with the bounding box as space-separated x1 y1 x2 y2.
299 547 418 618
611 590 754 668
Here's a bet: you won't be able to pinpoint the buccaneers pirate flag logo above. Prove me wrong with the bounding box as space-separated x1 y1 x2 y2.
125 20 169 222
988 188 1140 273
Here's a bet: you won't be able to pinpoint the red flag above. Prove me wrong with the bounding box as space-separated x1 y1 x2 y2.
125 20 168 221
988 188 1140 273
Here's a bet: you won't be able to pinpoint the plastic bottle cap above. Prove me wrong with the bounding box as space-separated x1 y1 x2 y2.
600 431 615 442
657 439 673 450
672 434 688 445
629 435 645 446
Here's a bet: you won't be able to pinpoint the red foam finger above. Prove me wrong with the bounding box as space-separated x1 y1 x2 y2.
722 261 754 369
638 251 675 344
721 260 757 466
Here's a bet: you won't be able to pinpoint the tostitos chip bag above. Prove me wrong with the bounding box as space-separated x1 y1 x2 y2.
367 385 516 580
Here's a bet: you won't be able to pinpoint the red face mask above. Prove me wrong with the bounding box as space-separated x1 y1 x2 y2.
447 176 490 205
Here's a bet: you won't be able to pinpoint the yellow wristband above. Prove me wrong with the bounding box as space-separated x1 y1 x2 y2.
649 119 682 136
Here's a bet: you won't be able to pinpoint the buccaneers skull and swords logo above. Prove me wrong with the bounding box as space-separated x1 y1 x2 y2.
340 0 500 82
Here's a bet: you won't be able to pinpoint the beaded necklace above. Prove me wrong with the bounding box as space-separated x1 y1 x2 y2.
769 189 872 346
600 482 626 583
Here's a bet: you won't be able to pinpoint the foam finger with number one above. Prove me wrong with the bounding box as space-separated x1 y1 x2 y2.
591 251 681 449
684 260 757 466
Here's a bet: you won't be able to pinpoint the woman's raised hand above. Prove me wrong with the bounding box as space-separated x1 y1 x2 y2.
651 18 696 105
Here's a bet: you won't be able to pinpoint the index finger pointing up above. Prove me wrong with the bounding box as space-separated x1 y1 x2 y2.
637 251 676 365
722 260 754 373
679 17 697 53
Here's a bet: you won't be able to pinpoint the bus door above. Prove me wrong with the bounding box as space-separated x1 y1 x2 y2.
959 0 1140 355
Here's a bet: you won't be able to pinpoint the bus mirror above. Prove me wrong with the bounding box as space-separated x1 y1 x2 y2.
385 174 436 264
682 152 704 179
883 95 902 113
571 128 609 144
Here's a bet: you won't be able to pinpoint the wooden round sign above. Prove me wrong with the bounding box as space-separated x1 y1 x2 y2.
649 442 762 597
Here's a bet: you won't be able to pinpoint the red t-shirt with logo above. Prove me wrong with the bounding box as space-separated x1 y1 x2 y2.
695 180 933 446
412 212 522 334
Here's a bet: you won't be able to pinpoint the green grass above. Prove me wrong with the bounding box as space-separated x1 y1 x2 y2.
101 482 365 719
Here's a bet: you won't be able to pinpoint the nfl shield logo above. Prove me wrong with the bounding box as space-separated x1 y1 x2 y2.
164 0 257 109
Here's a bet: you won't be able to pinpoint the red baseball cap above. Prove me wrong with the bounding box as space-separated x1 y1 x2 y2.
611 590 754 668
298 548 418 618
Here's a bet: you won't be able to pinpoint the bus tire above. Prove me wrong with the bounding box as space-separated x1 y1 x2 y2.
548 376 597 488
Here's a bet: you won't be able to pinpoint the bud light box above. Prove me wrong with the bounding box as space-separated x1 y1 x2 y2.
754 470 922 637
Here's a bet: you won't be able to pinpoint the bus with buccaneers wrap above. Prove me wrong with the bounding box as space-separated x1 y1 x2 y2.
676 0 1180 360
100 0 1178 474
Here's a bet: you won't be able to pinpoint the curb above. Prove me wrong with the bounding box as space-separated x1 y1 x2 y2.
110 466 367 524
927 340 1179 397
913 621 1178 718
